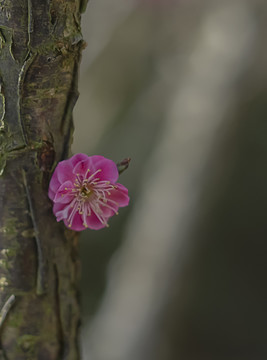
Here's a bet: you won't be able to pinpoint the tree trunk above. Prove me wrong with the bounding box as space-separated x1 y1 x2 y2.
0 0 87 358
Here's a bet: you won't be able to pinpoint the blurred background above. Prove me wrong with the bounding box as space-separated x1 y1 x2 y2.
73 0 267 359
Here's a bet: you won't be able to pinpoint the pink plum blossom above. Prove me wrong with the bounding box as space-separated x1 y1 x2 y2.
48 154 129 231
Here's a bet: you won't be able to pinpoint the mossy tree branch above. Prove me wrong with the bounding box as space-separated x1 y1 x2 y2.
0 0 87 358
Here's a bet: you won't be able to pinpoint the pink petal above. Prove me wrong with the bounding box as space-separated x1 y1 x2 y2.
87 155 119 183
108 183 130 207
101 204 118 218
69 153 89 167
48 173 61 200
53 202 71 221
85 212 107 230
73 159 90 179
54 181 75 204
55 159 76 184
64 212 85 231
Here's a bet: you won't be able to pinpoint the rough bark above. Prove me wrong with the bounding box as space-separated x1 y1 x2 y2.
0 0 87 359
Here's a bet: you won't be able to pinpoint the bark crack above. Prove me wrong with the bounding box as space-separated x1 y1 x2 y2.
0 295 15 359
54 264 64 360
0 26 15 61
27 0 33 52
0 295 15 331
17 53 36 147
22 170 46 295
0 79 6 131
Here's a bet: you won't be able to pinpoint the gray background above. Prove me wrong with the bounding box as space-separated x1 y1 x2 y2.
73 1 267 359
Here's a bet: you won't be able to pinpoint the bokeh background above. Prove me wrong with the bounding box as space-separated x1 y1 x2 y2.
73 0 267 359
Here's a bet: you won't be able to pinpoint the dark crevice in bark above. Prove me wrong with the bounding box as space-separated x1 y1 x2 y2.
17 52 36 146
54 264 64 360
22 170 46 295
27 0 33 51
60 52 80 135
0 295 16 360
0 349 8 360
0 295 16 331
62 117 74 161
60 58 80 159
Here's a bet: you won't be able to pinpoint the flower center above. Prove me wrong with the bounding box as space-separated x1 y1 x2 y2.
80 186 92 198
66 168 119 229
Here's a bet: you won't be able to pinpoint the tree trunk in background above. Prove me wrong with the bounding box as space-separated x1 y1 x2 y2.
0 0 87 358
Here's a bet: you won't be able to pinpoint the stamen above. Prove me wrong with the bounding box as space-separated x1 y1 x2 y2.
76 173 83 184
85 168 90 178
67 201 79 227
94 211 107 226
87 169 102 182
98 199 119 215
90 202 107 226
103 198 119 207
60 164 123 230
82 203 91 228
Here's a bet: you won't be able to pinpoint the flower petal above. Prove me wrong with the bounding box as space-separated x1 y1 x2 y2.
108 183 130 207
73 159 90 179
53 202 71 221
54 181 75 204
100 203 118 217
63 212 86 231
69 153 89 167
55 159 76 184
85 211 107 230
48 173 61 200
87 156 119 183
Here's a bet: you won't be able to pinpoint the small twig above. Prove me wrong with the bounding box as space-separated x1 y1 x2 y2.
0 294 15 329
117 158 131 175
